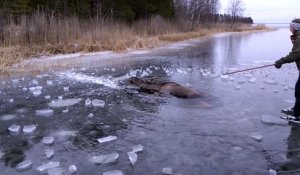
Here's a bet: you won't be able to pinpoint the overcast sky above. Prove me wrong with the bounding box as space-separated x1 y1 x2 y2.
220 0 299 23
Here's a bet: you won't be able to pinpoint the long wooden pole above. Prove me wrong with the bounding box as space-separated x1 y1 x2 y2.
222 64 275 75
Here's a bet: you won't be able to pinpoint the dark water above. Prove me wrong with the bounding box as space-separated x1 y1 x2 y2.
0 28 299 175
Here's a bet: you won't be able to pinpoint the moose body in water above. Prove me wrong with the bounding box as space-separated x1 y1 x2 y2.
128 77 202 98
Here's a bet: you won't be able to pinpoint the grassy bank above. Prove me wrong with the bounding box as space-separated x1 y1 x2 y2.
0 13 267 74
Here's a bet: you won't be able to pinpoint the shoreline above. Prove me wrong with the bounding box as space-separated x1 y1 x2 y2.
2 25 271 76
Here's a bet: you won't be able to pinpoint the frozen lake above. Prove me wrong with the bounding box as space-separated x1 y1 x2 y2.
1 27 299 175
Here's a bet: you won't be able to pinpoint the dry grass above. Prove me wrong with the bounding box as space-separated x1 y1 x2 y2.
0 13 269 75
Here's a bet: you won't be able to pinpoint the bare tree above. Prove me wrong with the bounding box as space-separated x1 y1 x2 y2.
227 0 245 27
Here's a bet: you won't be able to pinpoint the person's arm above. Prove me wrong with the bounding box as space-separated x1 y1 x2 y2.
278 39 300 63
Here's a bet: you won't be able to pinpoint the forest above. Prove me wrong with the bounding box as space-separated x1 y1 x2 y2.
0 0 258 73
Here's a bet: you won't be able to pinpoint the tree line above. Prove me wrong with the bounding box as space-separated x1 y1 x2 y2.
0 0 253 24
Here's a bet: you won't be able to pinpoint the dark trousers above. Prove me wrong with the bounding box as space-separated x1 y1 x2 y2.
294 72 300 116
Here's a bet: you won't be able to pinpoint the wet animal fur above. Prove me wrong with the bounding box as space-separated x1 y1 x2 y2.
129 77 201 98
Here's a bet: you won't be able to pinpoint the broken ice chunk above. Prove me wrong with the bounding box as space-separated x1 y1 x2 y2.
162 167 173 175
29 86 43 91
47 80 53 85
62 108 69 113
16 160 32 172
69 165 77 174
8 124 21 134
250 132 263 142
264 80 277 85
91 153 119 164
9 98 14 103
127 151 137 166
235 86 241 90
32 90 42 97
284 86 289 91
85 98 92 106
48 98 81 108
261 115 288 126
132 144 143 153
98 136 117 143
45 95 51 99
23 125 37 133
36 109 54 117
273 90 279 93
36 161 60 172
63 87 69 92
237 80 246 84
221 75 229 81
269 169 277 175
45 149 54 159
103 170 124 175
42 136 54 145
248 78 256 83
92 99 106 108
1 114 16 121
32 79 39 85
260 86 265 90
88 113 94 117
58 96 63 100
22 87 28 92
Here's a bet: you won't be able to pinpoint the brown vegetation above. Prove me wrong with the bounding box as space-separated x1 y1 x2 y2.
0 13 267 74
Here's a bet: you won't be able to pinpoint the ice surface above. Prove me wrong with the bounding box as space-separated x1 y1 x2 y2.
127 151 137 166
23 125 37 133
237 80 246 84
16 160 32 172
1 114 16 121
260 86 265 90
261 115 288 126
69 165 77 174
91 153 119 164
36 161 60 172
42 136 54 145
250 132 263 142
98 136 117 143
132 144 143 153
103 170 124 175
8 124 21 133
92 99 106 108
49 98 81 108
269 169 277 175
45 149 54 159
289 85 295 90
85 98 92 106
162 167 173 175
273 90 279 93
36 109 54 117
284 86 289 91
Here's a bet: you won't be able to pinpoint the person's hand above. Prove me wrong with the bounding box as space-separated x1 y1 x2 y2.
275 60 283 69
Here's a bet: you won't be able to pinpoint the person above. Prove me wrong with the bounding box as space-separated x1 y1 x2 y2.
275 19 300 120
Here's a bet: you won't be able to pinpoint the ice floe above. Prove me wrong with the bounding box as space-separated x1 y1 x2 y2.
45 149 54 159
162 167 173 175
69 165 77 174
91 153 119 164
92 99 106 108
49 98 81 108
23 125 37 133
16 160 33 172
36 109 54 117
8 124 21 134
42 136 54 145
127 151 137 166
98 136 117 143
250 132 263 142
103 170 124 175
36 161 60 172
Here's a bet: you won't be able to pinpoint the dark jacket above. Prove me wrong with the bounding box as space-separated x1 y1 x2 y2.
279 30 300 70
